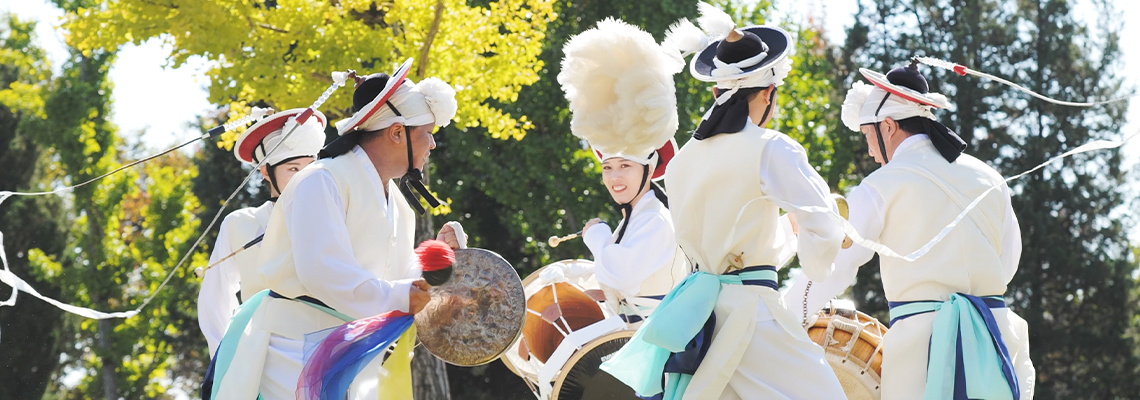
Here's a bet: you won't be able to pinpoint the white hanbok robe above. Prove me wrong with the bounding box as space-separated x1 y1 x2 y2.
785 135 1035 399
212 145 421 400
198 200 273 356
582 193 689 322
664 123 847 400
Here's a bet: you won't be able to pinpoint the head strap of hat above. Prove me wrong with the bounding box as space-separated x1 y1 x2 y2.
694 66 779 140
613 161 651 244
872 92 893 163
387 100 443 215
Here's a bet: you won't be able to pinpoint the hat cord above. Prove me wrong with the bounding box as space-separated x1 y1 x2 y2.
872 93 893 163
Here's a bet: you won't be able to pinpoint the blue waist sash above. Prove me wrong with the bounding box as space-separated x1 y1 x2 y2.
601 266 777 400
888 293 1019 400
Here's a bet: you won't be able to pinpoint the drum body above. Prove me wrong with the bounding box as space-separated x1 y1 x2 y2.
807 306 887 400
550 330 640 400
502 260 638 399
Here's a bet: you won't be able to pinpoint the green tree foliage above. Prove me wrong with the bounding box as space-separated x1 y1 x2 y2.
25 41 208 397
0 14 69 400
843 1 1139 397
62 0 555 145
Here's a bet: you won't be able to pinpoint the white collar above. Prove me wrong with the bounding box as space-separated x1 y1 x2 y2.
892 133 931 158
351 145 396 224
628 189 662 219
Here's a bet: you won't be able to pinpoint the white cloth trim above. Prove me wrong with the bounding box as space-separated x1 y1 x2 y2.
710 51 768 78
350 77 457 133
858 86 936 125
445 221 468 249
254 116 324 166
596 149 659 166
713 56 792 105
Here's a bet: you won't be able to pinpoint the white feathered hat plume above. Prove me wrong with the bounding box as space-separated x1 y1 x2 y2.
558 18 682 159
664 2 736 58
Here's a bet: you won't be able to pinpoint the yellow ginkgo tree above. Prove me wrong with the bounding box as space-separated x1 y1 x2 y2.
64 0 555 145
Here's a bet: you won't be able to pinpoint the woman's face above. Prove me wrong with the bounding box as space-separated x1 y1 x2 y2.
601 157 652 205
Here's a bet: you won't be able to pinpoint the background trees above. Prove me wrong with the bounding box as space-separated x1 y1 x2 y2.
0 0 1136 399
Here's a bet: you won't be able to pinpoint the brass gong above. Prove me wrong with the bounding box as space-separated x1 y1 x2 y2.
414 248 526 366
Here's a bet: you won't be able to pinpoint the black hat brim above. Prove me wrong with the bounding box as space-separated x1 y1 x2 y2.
691 26 792 82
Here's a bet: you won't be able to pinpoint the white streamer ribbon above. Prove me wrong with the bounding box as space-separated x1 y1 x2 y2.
776 130 1138 262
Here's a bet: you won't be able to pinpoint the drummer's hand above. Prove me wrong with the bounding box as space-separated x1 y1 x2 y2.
409 279 431 314
436 223 464 249
583 218 604 233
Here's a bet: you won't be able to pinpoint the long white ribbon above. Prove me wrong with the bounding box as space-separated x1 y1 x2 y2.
0 72 351 324
776 129 1138 262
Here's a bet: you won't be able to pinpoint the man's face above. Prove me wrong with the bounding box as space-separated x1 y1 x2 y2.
601 157 651 205
273 157 315 189
860 122 887 165
407 124 437 170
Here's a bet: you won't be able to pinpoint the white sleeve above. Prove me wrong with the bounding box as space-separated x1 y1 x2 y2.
197 218 242 356
759 135 844 281
285 171 414 319
999 183 1022 282
583 214 678 298
782 184 883 318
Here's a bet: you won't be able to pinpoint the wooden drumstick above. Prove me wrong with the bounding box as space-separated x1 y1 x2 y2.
831 193 853 249
194 234 264 278
547 231 581 248
548 220 610 247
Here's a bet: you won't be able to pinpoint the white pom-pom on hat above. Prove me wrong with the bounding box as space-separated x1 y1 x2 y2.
842 81 875 132
416 77 458 128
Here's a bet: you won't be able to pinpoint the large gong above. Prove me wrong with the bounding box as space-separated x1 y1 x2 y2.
414 248 526 366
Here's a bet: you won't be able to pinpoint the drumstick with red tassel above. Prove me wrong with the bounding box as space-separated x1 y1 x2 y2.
416 240 456 286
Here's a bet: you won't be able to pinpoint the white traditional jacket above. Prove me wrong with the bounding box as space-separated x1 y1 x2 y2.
663 123 847 400
213 145 420 400
582 193 689 320
197 200 273 356
788 134 1035 399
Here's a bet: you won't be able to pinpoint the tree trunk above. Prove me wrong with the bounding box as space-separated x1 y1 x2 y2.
411 346 451 400
97 319 118 400
413 166 451 399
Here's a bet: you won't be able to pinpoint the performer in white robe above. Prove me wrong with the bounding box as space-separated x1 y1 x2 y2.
202 60 466 400
599 5 847 399
786 62 1034 399
197 108 326 356
580 140 689 325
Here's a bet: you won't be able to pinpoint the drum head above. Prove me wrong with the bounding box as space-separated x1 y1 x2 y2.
551 330 640 400
415 248 526 366
503 260 596 380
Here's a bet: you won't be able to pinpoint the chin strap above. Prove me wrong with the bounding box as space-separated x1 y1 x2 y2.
872 93 893 163
397 145 443 215
384 100 443 216
757 85 778 127
613 164 650 244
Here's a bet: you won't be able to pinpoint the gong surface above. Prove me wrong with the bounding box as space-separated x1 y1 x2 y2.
414 248 526 366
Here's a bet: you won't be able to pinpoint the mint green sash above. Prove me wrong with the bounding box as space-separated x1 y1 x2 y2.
600 267 778 398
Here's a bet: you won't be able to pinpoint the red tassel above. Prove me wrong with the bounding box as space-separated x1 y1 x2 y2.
415 240 455 272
